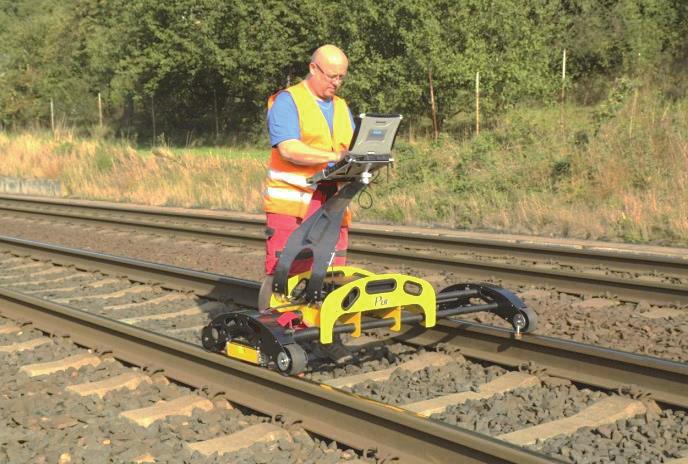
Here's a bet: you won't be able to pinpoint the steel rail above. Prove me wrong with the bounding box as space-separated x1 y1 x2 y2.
0 282 554 463
395 323 688 409
1 235 686 411
1 195 687 305
3 195 688 273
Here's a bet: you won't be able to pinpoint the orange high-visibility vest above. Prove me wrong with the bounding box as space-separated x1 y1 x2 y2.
263 80 354 220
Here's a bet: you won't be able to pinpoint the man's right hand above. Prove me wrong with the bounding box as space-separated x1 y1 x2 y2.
278 139 347 166
335 149 348 162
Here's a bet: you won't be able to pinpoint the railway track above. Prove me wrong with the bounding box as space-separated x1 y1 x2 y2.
0 236 686 463
1 194 687 306
0 313 333 463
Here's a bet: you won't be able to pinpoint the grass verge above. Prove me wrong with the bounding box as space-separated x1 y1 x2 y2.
0 88 685 246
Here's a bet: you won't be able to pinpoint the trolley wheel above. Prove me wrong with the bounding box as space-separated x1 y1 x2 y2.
276 344 308 375
201 324 228 352
512 307 538 334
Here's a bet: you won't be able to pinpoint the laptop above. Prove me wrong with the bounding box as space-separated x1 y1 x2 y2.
308 113 402 184
349 113 403 156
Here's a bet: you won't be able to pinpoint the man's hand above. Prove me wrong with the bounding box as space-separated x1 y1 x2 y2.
335 149 348 163
278 139 346 166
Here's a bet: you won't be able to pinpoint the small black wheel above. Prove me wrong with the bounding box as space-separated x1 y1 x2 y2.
201 324 228 352
512 307 538 333
276 344 308 375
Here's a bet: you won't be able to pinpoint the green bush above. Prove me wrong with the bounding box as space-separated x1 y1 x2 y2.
93 147 115 173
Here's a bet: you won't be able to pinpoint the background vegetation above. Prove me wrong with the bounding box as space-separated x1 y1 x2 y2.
0 0 686 245
1 0 686 142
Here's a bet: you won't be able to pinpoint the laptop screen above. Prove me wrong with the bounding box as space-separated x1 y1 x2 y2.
348 113 403 156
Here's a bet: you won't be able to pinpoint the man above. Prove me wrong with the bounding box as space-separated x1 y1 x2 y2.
259 44 355 363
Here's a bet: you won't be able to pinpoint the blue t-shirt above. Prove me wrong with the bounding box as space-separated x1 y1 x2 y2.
268 91 355 147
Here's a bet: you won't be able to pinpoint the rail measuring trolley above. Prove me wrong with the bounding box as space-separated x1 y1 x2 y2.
202 114 537 374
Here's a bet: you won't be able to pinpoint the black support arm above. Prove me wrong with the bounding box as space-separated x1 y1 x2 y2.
272 180 367 302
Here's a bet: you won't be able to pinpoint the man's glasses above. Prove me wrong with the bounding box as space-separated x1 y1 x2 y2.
313 62 346 83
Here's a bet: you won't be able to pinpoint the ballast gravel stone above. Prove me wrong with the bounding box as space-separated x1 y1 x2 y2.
468 289 688 363
348 358 506 406
0 326 49 344
306 340 419 382
0 333 372 463
500 396 651 446
642 307 685 318
533 409 688 463
404 371 540 416
324 351 454 388
432 381 607 435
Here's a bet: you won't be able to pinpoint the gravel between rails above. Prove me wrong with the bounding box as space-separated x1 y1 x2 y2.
1 214 687 363
431 381 605 435
532 411 688 463
2 236 688 463
329 350 688 464
0 315 372 464
305 340 418 383
346 359 507 405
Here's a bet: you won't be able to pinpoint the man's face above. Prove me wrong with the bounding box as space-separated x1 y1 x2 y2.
309 60 347 100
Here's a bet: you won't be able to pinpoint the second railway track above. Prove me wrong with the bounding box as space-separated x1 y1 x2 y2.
0 236 686 463
1 194 687 306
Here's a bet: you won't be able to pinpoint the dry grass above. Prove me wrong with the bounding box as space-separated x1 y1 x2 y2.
0 89 686 245
354 89 688 245
0 131 266 212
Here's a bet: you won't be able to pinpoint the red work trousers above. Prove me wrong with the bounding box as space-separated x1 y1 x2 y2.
264 187 348 276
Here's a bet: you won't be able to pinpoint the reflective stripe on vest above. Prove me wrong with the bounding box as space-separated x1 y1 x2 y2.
267 169 313 189
263 80 353 219
264 186 312 204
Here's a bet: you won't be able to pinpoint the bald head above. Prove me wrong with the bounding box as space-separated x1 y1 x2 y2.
311 45 348 68
307 44 348 100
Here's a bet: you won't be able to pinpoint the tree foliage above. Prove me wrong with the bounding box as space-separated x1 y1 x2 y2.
0 0 685 141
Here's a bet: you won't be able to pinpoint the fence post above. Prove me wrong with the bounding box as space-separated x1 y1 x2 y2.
213 88 219 140
628 87 639 137
98 92 103 128
50 98 55 134
151 94 157 146
475 71 480 136
428 68 439 141
560 49 567 132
